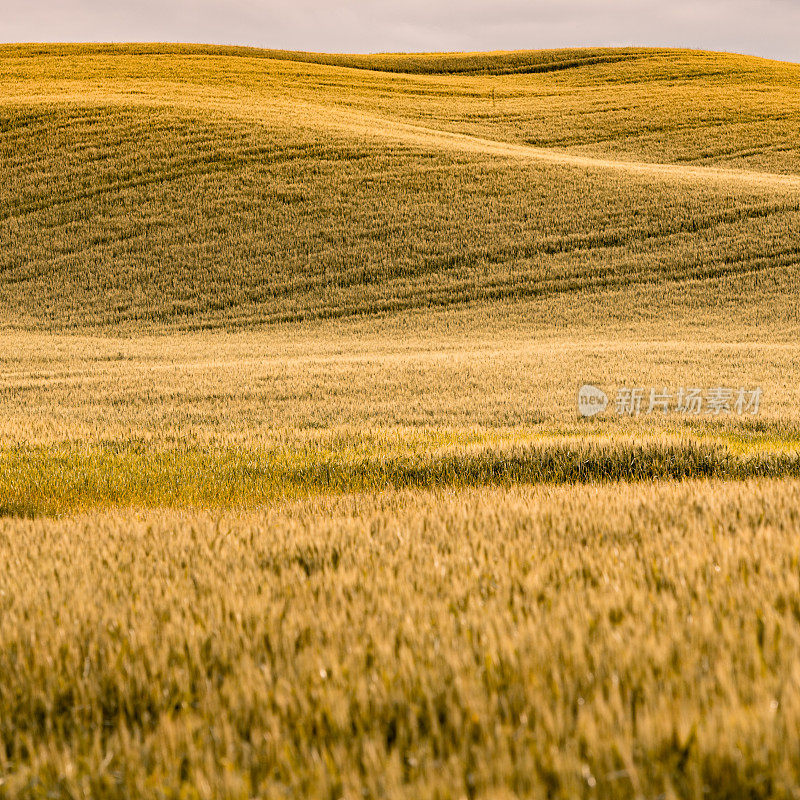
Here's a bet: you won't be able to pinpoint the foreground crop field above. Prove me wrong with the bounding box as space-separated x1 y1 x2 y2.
2 43 800 798
4 481 800 799
2 309 800 797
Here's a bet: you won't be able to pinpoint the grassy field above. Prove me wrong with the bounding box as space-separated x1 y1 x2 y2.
2 44 800 329
1 310 800 515
4 481 800 798
2 43 800 798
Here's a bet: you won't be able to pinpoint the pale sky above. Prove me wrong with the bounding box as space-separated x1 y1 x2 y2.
2 0 799 63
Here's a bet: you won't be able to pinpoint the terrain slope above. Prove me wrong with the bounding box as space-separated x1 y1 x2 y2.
3 45 800 799
2 44 799 329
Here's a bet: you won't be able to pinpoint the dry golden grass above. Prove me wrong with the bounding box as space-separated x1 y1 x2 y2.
2 44 799 329
2 305 799 442
3 480 800 798
0 307 798 514
3 44 800 797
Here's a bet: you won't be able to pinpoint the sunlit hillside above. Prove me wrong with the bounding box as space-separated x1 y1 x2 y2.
3 44 800 799
2 44 799 329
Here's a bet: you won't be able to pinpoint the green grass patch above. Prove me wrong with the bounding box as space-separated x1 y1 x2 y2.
4 440 800 515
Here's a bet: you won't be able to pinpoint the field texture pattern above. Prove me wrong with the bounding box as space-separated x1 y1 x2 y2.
2 44 800 800
3 482 800 799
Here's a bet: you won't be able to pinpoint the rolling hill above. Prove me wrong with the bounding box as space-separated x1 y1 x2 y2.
5 44 800 798
1 44 799 329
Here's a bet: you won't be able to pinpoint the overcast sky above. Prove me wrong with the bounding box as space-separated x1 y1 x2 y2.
2 0 799 63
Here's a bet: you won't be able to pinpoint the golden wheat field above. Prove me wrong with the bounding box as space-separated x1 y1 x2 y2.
1 43 800 798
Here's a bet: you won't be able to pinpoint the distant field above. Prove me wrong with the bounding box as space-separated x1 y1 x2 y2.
2 44 799 329
0 43 668 73
2 44 800 798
